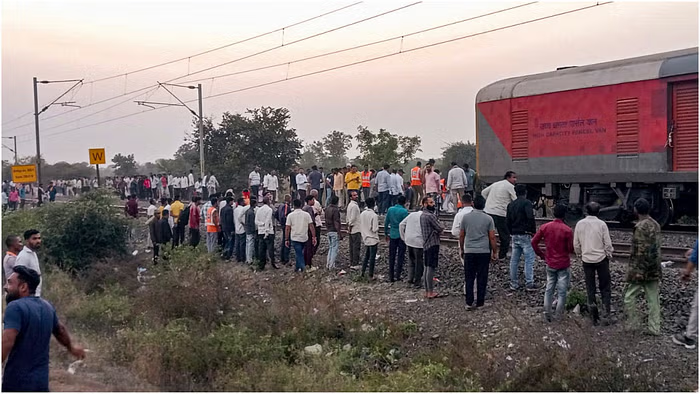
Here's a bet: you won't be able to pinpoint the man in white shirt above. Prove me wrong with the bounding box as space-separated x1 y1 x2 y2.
446 162 469 213
574 202 614 325
207 172 219 196
263 170 279 203
389 169 403 208
346 191 362 268
481 171 517 260
14 230 43 297
249 166 262 200
400 204 425 289
255 196 277 270
233 198 249 263
285 198 316 272
76 178 82 195
376 165 391 215
360 197 379 280
146 199 157 250
187 170 195 201
451 194 474 237
310 189 324 254
151 175 159 199
295 168 308 201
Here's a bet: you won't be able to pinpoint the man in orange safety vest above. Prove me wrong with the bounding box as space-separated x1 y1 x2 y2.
361 166 372 202
410 161 422 210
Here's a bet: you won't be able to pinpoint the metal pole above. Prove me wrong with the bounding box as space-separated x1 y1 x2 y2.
96 164 100 188
197 83 204 180
13 136 17 164
33 77 41 185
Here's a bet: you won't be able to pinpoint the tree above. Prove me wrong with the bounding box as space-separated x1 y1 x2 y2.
354 125 422 169
299 130 353 170
111 153 138 176
440 141 476 172
176 107 302 190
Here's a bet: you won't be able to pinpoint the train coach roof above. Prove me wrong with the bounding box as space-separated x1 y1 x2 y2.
476 47 698 103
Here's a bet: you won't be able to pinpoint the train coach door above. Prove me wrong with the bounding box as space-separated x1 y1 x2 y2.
671 80 698 171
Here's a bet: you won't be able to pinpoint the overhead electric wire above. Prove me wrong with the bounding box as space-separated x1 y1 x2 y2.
5 2 416 136
83 1 363 84
2 110 35 126
178 1 537 86
27 1 610 142
3 2 363 134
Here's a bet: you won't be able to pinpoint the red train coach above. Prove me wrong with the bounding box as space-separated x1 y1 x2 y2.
476 48 698 226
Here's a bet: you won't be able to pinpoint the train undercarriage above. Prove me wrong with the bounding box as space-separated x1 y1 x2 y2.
528 182 698 227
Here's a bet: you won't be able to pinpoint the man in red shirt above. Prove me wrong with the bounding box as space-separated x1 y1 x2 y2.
531 204 574 322
124 195 139 218
188 196 202 247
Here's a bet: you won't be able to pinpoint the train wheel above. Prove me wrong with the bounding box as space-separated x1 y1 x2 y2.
651 198 672 227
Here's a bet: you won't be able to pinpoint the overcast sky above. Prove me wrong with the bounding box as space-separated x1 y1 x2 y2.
2 0 698 165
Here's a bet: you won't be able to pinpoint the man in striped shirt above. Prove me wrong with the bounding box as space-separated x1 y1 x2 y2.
420 196 444 298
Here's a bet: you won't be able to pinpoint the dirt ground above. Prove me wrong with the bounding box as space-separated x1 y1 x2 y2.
50 223 699 391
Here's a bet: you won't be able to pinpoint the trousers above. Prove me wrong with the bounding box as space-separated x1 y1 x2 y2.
583 258 612 322
624 280 661 335
189 228 200 247
544 267 570 319
464 253 490 307
388 238 406 281
246 233 256 263
349 233 362 266
327 232 339 269
206 232 218 253
489 214 510 259
407 246 424 286
292 241 306 271
257 233 275 269
362 245 378 278
411 184 422 209
510 234 535 288
235 233 247 262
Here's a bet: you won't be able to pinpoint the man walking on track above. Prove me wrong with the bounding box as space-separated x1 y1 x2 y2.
574 201 614 326
481 171 517 261
410 161 423 211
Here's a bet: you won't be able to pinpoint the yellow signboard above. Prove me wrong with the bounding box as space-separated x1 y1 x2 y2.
11 165 37 183
89 148 106 165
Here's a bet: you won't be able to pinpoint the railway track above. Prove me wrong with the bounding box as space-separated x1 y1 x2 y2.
117 205 691 263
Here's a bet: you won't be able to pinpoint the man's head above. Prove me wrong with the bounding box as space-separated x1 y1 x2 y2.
209 171 214 176
312 165 318 171
515 184 527 198
473 195 486 210
330 195 339 205
298 167 305 174
255 165 261 172
504 171 517 184
392 169 397 174
426 164 433 172
310 189 318 198
160 198 167 205
350 190 358 201
193 196 202 205
634 198 651 217
398 169 404 176
364 165 369 172
23 229 41 250
365 197 375 210
5 235 22 254
271 170 277 176
284 194 291 203
237 197 246 206
226 196 234 205
293 199 302 209
351 165 357 172
175 194 181 201
250 198 258 206
397 195 407 206
210 197 217 206
417 161 422 167
585 202 601 217
451 161 458 167
262 196 270 205
464 163 470 170
383 164 390 170
461 193 473 206
305 195 315 206
553 204 567 220
5 266 41 302
422 196 435 210
149 198 156 205
162 209 169 217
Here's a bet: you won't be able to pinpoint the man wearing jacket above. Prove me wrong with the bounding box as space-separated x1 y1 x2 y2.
506 184 537 291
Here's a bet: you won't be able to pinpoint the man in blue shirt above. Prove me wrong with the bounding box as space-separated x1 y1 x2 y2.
385 195 409 282
672 240 698 349
2 266 85 392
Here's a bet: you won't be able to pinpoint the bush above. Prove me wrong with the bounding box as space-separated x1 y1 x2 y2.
1 189 129 273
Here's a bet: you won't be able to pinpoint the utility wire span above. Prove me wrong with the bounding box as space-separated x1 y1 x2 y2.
83 2 362 84
2 110 35 126
4 2 413 136
178 1 538 86
168 2 422 82
26 1 611 142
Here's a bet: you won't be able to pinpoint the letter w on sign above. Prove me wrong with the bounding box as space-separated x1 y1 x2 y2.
89 148 106 165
